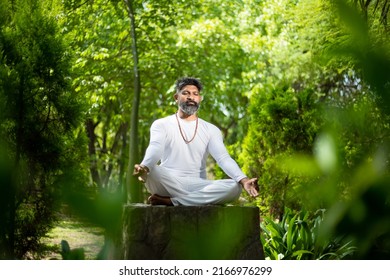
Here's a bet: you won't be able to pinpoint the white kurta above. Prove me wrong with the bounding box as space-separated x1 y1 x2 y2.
140 114 247 206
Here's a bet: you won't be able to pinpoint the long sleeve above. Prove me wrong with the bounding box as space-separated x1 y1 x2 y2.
140 119 166 171
207 126 247 183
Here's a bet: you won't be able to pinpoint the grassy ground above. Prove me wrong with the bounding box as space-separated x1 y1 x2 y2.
40 214 105 260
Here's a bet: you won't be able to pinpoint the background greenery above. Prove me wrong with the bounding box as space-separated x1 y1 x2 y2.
0 0 389 259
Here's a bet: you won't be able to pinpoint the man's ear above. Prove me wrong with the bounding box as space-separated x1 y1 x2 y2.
174 93 178 102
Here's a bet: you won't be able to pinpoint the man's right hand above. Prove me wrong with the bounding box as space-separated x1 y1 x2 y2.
133 164 149 183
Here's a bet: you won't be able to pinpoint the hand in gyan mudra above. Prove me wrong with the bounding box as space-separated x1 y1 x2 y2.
133 164 149 183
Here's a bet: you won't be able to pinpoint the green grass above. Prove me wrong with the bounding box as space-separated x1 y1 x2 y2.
40 214 105 260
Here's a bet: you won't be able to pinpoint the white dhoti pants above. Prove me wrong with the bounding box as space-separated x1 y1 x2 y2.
145 165 242 206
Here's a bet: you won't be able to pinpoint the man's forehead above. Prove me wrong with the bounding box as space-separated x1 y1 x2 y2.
180 85 200 92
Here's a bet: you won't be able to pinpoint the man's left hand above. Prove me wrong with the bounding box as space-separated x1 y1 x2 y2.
240 178 259 197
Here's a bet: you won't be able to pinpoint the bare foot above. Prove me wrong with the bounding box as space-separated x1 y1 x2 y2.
148 194 173 206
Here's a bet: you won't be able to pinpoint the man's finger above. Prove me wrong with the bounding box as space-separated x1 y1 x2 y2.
133 164 140 175
138 176 145 183
252 178 259 190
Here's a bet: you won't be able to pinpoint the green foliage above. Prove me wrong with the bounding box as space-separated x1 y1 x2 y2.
234 1 390 261
0 0 87 259
314 1 390 259
0 0 387 259
241 86 321 217
277 0 390 259
261 208 356 260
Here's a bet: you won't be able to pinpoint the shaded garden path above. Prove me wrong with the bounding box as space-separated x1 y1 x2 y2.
41 214 104 260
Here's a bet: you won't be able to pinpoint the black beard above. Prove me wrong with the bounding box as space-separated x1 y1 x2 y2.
179 101 199 116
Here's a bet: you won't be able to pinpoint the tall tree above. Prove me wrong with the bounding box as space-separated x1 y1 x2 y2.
123 0 142 203
61 0 133 194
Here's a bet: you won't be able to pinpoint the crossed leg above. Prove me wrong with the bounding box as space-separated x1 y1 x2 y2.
143 166 242 206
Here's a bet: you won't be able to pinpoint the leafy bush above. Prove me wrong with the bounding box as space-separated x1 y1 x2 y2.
241 86 321 219
260 208 356 260
0 1 87 259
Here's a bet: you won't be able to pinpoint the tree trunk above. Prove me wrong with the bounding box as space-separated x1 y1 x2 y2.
123 0 142 203
85 118 102 189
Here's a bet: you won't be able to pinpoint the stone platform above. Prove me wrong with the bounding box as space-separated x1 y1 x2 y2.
120 203 264 260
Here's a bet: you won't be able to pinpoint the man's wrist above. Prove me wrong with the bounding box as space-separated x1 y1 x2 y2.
239 177 249 187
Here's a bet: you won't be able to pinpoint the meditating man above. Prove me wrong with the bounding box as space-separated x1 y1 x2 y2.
133 77 258 206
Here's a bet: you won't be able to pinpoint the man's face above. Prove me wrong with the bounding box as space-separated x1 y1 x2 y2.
175 85 202 116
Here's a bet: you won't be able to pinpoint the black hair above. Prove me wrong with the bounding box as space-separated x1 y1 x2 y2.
175 77 203 92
